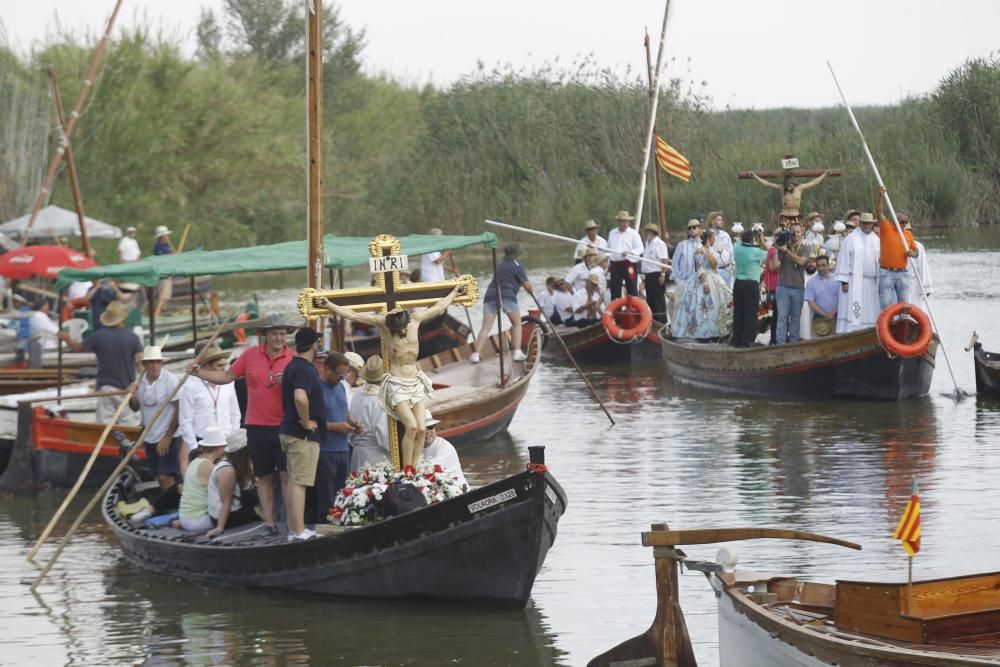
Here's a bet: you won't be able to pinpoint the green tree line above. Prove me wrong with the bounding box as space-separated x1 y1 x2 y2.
2 0 999 261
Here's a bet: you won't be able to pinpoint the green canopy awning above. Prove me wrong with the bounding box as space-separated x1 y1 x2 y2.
55 233 497 289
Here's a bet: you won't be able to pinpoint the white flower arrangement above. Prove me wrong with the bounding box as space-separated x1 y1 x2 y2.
328 459 466 526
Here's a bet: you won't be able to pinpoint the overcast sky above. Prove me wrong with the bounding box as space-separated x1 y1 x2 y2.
3 0 999 109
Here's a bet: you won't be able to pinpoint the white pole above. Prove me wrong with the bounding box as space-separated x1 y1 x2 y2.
484 219 669 271
633 0 673 232
827 61 964 399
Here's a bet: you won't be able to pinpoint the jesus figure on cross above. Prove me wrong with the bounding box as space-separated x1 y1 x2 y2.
317 286 461 469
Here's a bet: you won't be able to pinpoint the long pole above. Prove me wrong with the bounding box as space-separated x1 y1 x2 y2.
26 370 145 562
56 289 65 404
527 291 615 426
31 314 235 590
492 248 507 387
189 276 198 347
632 0 673 232
827 62 964 399
644 31 668 239
46 66 93 258
306 0 325 299
484 219 669 271
24 0 125 239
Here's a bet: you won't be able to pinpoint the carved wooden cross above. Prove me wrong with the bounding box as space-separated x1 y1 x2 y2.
297 234 479 469
736 154 842 181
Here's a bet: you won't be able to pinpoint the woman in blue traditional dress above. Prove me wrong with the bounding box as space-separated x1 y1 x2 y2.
670 230 734 339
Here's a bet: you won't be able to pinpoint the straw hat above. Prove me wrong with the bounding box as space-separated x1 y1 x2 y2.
806 211 822 222
428 227 443 236
614 210 634 222
595 253 609 264
199 426 228 448
642 223 660 235
812 318 834 338
141 346 164 362
686 219 702 229
225 428 248 453
258 312 297 332
100 301 128 327
587 273 601 286
360 355 385 383
858 212 877 224
200 345 230 365
344 351 364 372
583 219 599 230
424 411 441 427
154 225 171 237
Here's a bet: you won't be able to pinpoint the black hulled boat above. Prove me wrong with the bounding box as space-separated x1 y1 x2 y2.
102 448 566 607
971 334 1000 397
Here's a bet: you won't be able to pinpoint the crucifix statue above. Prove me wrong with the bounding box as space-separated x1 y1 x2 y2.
297 234 479 470
738 154 841 226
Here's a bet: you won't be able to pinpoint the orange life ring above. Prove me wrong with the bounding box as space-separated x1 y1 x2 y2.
602 296 653 342
876 303 932 357
234 312 250 343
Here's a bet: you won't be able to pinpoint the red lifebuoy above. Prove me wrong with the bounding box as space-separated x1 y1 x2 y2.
602 296 653 342
876 303 932 357
234 312 250 343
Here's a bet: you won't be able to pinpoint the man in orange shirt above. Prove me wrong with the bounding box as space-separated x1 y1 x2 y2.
875 187 919 309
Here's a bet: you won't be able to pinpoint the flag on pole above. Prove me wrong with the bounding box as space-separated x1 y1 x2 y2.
893 481 921 556
655 135 691 182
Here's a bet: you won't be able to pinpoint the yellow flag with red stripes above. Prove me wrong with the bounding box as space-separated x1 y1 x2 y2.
655 134 691 182
893 481 921 557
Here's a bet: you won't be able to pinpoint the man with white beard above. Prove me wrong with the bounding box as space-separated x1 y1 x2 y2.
835 212 881 333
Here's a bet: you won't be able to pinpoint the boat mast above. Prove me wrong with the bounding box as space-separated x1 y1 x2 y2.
306 0 325 301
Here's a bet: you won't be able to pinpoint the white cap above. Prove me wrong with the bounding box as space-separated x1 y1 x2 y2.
198 426 227 448
833 221 846 232
225 428 248 453
141 345 164 362
154 225 171 236
731 222 745 234
344 351 364 371
425 411 441 427
126 226 137 233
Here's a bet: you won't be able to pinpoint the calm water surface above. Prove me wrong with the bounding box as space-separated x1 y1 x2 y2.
2 229 999 666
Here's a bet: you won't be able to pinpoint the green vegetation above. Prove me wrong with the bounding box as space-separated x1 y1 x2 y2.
2 2 998 260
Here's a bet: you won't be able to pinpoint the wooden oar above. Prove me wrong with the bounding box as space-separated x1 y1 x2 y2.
26 334 171 562
527 290 615 426
447 254 477 343
31 315 234 591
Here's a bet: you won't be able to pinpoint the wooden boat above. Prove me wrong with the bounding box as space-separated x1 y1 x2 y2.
661 321 938 400
347 310 472 361
590 524 1000 667
102 446 566 607
969 333 1000 397
420 326 542 445
526 315 665 365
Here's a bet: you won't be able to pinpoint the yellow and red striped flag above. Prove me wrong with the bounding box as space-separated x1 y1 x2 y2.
893 481 921 557
655 134 691 182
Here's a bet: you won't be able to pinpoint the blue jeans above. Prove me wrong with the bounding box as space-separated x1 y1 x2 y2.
775 285 804 344
879 267 909 309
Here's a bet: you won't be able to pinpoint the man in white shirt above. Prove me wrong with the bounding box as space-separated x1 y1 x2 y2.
128 345 181 490
606 210 643 299
419 227 456 283
349 355 390 470
574 220 607 263
178 346 241 471
28 299 60 354
534 277 558 322
640 223 670 321
568 273 604 326
706 211 734 285
565 248 598 292
118 226 141 263
422 412 468 490
552 279 575 325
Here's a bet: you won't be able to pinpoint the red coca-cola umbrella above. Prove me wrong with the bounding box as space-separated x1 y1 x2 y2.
0 245 97 280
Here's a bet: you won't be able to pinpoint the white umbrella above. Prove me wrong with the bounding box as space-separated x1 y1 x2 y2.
0 205 123 241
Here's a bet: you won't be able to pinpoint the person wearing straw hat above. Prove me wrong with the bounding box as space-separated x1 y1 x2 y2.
342 351 365 401
606 210 643 299
835 211 881 333
118 226 141 263
179 345 241 472
206 429 261 537
565 247 598 292
568 273 605 327
153 225 173 255
349 355 390 471
317 352 362 523
193 312 297 530
177 426 228 532
470 243 531 364
640 223 670 321
128 345 181 491
59 300 143 425
418 227 457 283
421 412 468 491
573 220 607 264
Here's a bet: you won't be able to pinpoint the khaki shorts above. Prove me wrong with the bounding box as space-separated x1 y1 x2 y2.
279 434 319 487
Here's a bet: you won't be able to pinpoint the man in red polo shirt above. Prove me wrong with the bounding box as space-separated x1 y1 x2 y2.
192 313 296 529
875 186 919 309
